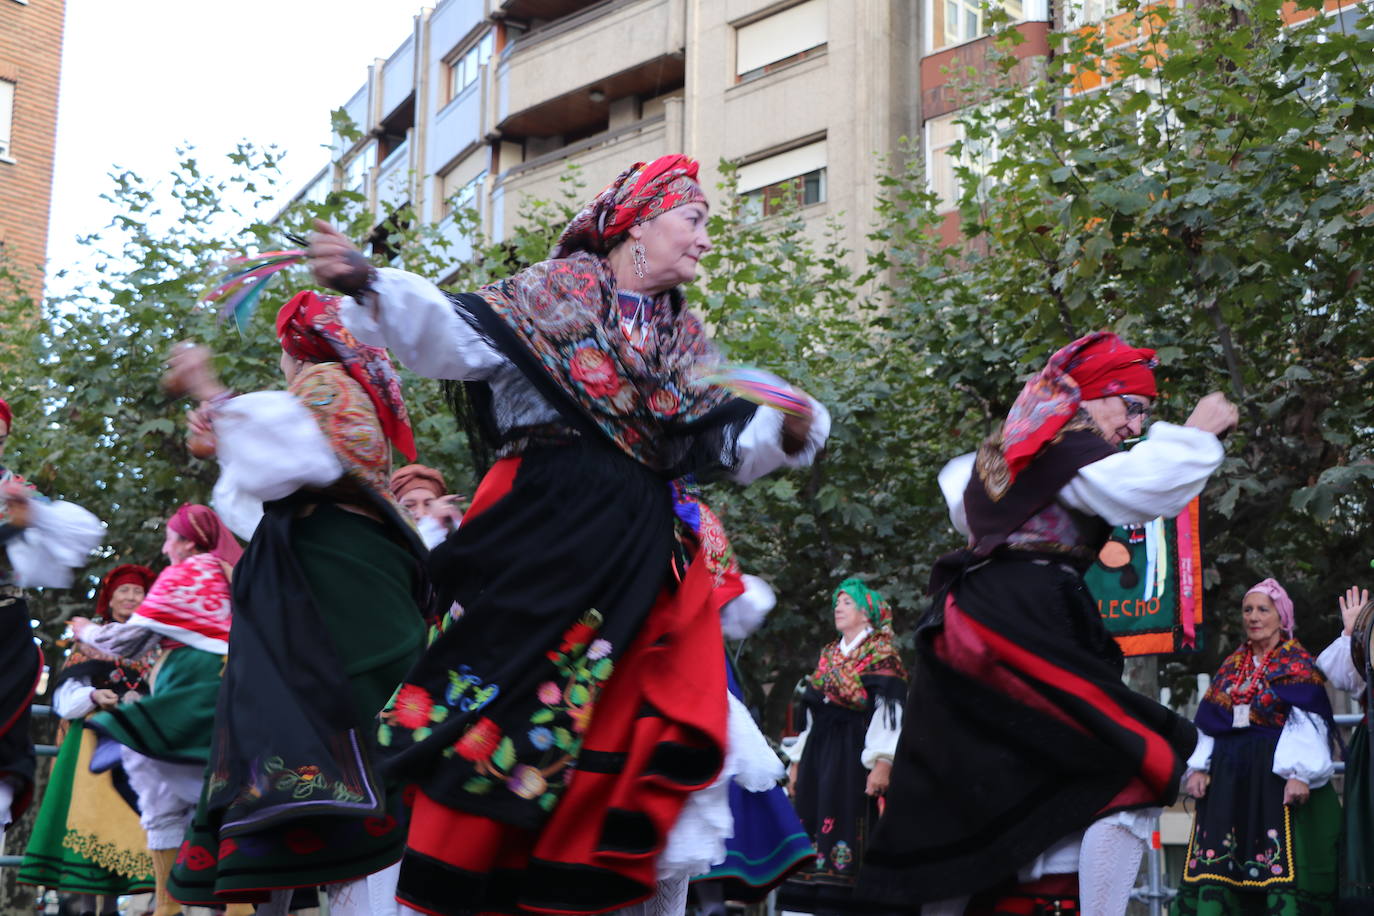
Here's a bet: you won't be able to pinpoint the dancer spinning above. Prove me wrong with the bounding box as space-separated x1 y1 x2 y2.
78 504 241 916
861 333 1237 914
307 152 829 914
0 396 105 846
19 564 158 910
162 292 428 916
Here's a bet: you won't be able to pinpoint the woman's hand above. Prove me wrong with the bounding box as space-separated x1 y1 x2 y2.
163 343 227 402
429 494 466 528
1283 777 1310 806
787 762 798 796
90 688 119 711
865 758 892 797
69 616 93 638
1340 585 1369 637
1184 392 1239 437
186 405 218 459
308 220 374 296
1184 770 1210 799
1 479 31 528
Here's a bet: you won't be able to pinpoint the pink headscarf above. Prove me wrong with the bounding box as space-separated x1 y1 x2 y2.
168 504 243 567
1246 578 1295 634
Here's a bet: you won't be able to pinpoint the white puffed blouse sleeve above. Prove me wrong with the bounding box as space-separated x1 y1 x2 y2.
52 676 96 720
340 268 506 381
785 710 811 764
730 399 832 485
1186 728 1214 773
1273 708 1334 788
6 498 104 589
1317 634 1365 695
862 696 904 770
1059 423 1224 525
210 391 344 541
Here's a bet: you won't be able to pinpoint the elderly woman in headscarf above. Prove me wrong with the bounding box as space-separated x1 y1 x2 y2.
391 463 461 548
304 154 831 915
778 578 907 914
73 504 241 916
861 333 1238 915
1174 579 1340 916
20 564 158 912
160 293 429 916
0 396 106 848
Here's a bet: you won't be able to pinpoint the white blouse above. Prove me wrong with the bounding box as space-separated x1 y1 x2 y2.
786 628 905 770
339 268 832 485
209 391 345 541
938 422 1226 536
1185 661 1335 789
1316 634 1365 695
5 497 105 589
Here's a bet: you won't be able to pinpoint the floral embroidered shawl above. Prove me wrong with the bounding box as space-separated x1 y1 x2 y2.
470 252 742 472
1196 638 1332 735
807 580 907 711
125 551 233 655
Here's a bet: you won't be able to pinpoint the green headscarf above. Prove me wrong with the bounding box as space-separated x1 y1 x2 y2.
833 578 893 632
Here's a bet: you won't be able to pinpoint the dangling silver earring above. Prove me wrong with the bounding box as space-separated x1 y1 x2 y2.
632 241 648 278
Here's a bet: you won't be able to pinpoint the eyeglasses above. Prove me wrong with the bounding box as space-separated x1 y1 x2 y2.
1118 396 1152 420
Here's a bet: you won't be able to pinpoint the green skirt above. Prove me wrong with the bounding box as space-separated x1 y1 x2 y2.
88 646 224 765
1173 783 1340 916
169 502 424 903
1341 721 1374 913
17 720 155 896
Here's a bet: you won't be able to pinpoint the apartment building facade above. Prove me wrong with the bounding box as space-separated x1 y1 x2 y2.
292 0 947 280
0 0 66 302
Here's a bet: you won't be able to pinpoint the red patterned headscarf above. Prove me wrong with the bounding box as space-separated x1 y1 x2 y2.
168 504 243 567
1001 331 1158 481
94 564 156 621
552 155 708 258
276 290 417 462
0 397 11 430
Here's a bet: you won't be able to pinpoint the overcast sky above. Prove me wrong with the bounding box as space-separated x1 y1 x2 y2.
46 0 425 295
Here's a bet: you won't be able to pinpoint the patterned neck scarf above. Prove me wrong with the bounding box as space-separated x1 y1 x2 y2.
1198 638 1329 733
277 290 416 462
1001 331 1158 482
475 251 738 471
552 155 707 258
808 579 906 710
290 362 404 505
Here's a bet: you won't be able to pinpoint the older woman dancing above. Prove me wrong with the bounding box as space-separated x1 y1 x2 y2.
307 153 830 915
862 333 1237 915
162 293 429 916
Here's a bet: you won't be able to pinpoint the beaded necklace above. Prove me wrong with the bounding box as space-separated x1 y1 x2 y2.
1228 641 1281 727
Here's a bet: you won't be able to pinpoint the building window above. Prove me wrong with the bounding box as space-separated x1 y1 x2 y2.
447 31 495 102
345 143 376 196
926 111 1000 211
735 0 828 83
0 80 14 161
439 150 489 221
737 140 827 220
930 0 1026 51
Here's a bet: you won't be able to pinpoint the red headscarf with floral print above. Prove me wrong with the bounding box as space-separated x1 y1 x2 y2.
276 290 417 462
1000 331 1158 481
552 155 708 258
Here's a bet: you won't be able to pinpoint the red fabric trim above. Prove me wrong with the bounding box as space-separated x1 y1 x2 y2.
400 547 728 914
957 608 1177 797
0 642 43 738
463 458 522 525
935 598 1083 733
